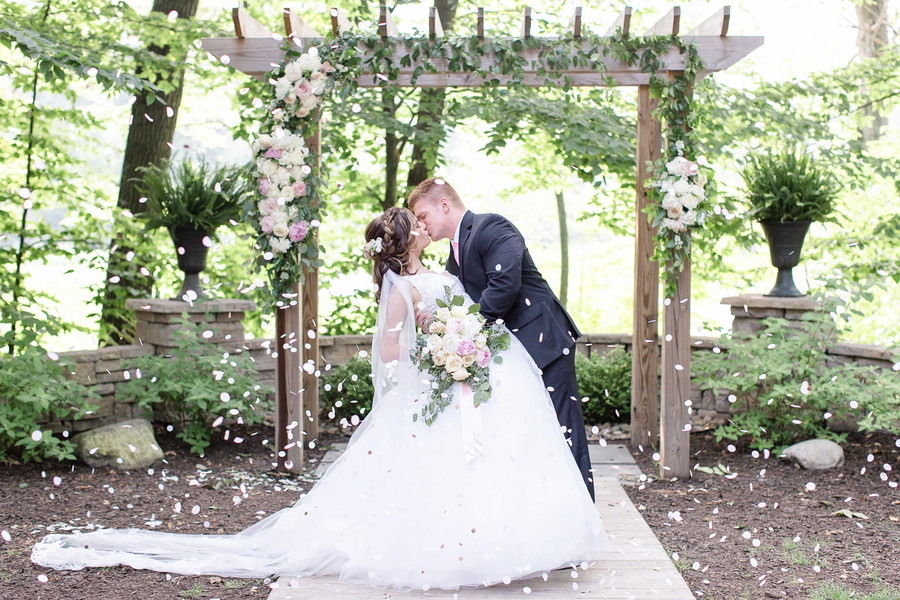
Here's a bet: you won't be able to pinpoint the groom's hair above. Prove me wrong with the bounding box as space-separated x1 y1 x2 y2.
407 177 464 211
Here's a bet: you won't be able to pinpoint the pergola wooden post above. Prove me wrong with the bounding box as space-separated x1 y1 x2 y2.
204 5 762 478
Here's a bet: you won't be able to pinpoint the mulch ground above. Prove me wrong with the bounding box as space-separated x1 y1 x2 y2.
2 425 898 600
625 431 900 600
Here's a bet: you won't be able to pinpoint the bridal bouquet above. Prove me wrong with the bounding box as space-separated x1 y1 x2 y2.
410 288 510 426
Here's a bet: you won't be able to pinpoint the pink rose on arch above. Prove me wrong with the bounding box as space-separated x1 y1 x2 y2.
258 179 272 195
262 197 280 214
475 347 491 368
289 220 309 242
293 181 307 197
264 147 283 159
457 339 476 357
260 216 276 233
294 81 313 99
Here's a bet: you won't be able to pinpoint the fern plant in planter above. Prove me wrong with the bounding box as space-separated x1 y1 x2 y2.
741 147 839 297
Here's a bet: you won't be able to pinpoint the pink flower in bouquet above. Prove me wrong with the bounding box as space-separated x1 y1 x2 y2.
289 220 309 242
445 319 461 336
293 181 307 197
475 346 491 368
264 147 283 159
457 339 476 356
294 81 313 99
258 179 272 195
260 216 276 233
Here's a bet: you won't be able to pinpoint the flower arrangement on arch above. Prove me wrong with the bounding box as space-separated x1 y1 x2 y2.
249 46 339 300
410 288 510 426
647 140 715 297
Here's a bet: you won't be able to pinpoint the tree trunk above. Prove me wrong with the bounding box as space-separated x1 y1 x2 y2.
382 88 400 210
855 0 888 142
555 190 569 307
98 0 200 345
405 0 458 192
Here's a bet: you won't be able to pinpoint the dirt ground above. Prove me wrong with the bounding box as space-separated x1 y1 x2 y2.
2 425 898 600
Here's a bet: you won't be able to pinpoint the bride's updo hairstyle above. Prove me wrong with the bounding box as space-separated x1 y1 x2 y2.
364 207 417 302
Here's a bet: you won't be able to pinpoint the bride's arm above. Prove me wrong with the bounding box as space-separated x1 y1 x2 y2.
378 284 422 362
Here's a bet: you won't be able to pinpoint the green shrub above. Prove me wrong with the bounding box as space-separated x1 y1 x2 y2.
118 317 273 454
0 348 99 462
575 348 632 425
693 311 900 451
320 356 374 424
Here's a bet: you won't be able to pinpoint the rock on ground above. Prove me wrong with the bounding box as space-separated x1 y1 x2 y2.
781 438 845 469
73 418 164 470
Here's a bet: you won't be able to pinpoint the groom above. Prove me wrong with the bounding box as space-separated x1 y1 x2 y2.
408 177 594 501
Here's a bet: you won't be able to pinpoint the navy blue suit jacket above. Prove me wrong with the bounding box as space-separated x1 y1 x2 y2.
446 211 580 369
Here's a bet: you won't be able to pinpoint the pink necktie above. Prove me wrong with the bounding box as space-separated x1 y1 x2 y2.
451 240 460 264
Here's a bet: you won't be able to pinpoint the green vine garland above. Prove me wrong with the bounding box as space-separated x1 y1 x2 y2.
250 29 709 303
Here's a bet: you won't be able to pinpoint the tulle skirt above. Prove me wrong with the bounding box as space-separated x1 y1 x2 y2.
32 337 607 590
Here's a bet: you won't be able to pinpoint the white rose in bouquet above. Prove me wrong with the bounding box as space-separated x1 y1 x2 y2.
426 334 442 353
445 355 464 373
450 306 467 319
461 354 476 368
435 307 451 322
272 222 290 238
451 368 470 381
297 52 321 73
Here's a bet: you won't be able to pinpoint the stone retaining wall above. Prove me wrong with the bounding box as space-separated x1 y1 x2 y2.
48 296 897 433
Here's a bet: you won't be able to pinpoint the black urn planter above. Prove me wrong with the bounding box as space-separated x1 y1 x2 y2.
172 225 210 300
759 219 811 298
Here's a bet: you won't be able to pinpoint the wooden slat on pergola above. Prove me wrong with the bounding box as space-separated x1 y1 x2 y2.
202 5 762 479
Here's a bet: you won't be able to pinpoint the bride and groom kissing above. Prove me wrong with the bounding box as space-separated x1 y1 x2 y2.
32 177 606 591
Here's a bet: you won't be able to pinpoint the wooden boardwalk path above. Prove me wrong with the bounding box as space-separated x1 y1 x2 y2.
267 445 694 600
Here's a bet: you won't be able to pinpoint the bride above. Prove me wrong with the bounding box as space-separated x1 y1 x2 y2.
32 207 607 591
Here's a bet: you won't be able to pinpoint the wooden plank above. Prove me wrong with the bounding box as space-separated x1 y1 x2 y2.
330 7 351 37
232 7 273 39
631 84 660 450
267 478 694 600
201 35 764 84
660 260 691 479
274 284 303 473
379 4 398 38
477 7 485 39
570 7 582 38
520 6 532 38
429 5 444 38
283 8 321 40
603 6 631 37
687 6 730 37
644 6 680 36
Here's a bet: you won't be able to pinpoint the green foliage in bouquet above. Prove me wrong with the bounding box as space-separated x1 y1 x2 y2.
741 146 840 223
693 312 900 451
137 157 253 238
320 355 374 424
119 317 273 454
411 289 510 426
0 348 99 462
575 348 632 426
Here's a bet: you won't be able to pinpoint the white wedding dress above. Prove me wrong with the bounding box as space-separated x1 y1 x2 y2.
32 271 607 591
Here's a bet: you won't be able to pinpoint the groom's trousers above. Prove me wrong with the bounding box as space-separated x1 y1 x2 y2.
541 348 595 502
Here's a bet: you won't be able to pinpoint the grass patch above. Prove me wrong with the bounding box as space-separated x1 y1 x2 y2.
179 583 204 599
806 582 900 600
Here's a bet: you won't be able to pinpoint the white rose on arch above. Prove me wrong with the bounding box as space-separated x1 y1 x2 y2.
273 222 290 238
269 236 291 253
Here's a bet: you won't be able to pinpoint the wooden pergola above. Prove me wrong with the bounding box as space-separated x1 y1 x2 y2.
202 5 762 479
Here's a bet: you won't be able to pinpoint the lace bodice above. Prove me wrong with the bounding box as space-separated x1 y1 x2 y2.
403 272 469 316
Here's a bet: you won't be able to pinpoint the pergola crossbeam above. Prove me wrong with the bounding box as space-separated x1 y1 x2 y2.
232 7 274 39
644 6 681 36
429 6 444 39
604 6 632 38
284 8 321 40
201 36 763 85
687 6 730 37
